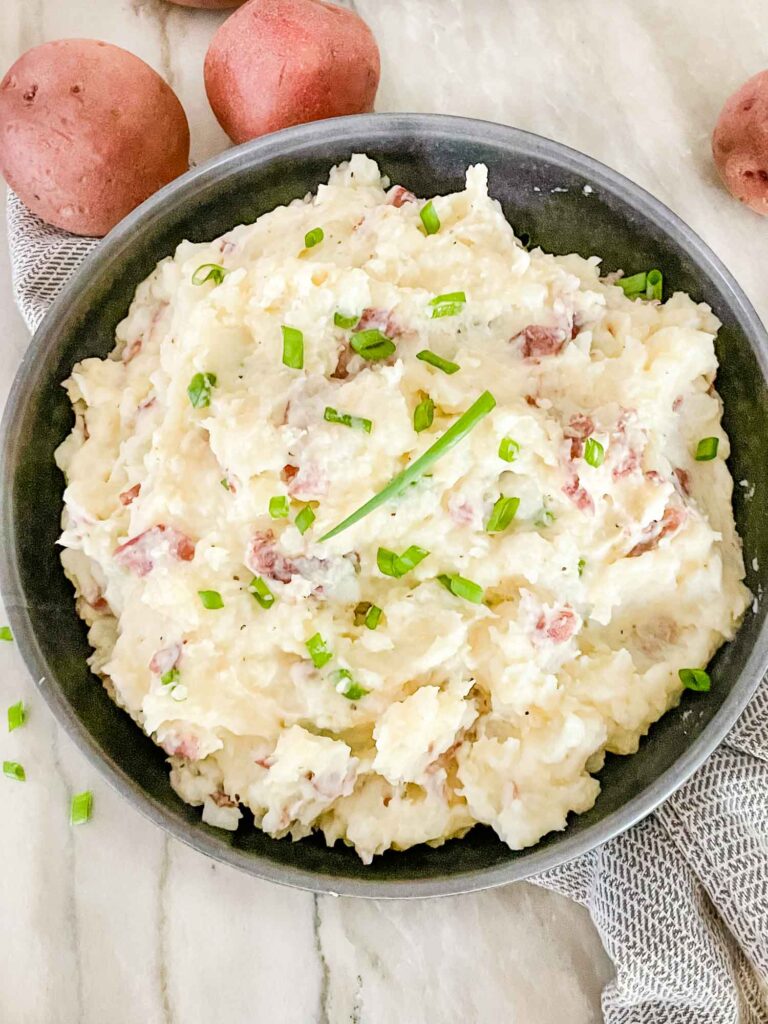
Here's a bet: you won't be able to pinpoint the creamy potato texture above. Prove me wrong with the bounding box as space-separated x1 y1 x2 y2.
56 156 750 861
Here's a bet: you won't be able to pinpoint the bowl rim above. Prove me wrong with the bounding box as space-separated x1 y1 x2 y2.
2 112 767 899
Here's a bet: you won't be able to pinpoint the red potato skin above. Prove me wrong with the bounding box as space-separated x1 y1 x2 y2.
166 1 246 8
712 70 768 216
0 39 190 237
204 0 380 144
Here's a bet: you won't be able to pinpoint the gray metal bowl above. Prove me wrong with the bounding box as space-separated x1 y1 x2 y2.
2 114 767 898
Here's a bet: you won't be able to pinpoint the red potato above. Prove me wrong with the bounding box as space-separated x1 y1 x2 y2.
204 0 380 144
712 70 768 216
0 39 190 236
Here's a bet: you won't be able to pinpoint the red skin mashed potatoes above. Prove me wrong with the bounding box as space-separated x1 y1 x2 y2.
712 69 768 216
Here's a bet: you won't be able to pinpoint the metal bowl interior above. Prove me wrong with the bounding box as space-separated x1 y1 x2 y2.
2 114 768 898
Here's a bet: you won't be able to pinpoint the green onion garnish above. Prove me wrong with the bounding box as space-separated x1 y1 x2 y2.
306 633 333 669
617 272 647 297
198 590 224 610
192 263 228 286
498 437 520 463
679 667 711 692
281 325 304 370
70 790 93 825
187 372 217 409
646 269 663 300
0 626 12 642
334 311 359 329
695 437 719 461
324 407 372 433
486 495 520 533
304 227 324 248
350 329 396 361
417 350 460 375
160 668 180 688
7 702 25 732
3 761 25 782
334 669 368 701
535 504 556 527
578 558 586 577
430 291 467 319
220 478 230 490
414 395 435 433
364 604 382 630
269 495 289 519
437 573 485 604
584 437 605 468
321 391 496 541
377 545 430 578
420 201 440 235
249 576 275 609
430 291 466 306
295 505 316 535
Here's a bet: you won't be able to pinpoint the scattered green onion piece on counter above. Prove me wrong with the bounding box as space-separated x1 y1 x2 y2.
324 406 373 433
249 576 275 609
306 633 333 669
304 227 324 248
192 263 228 286
364 604 383 630
695 437 719 461
617 272 647 298
584 437 605 468
269 496 290 519
70 790 93 825
3 761 25 782
160 668 180 688
429 291 467 307
320 391 496 541
417 349 460 375
0 626 12 642
646 269 663 301
187 372 217 409
350 329 396 361
437 573 485 604
485 495 520 533
198 590 224 610
498 437 520 463
281 325 304 370
295 505 316 535
578 558 586 577
334 669 369 701
7 702 25 733
334 311 359 329
413 395 435 433
679 668 711 692
420 200 441 235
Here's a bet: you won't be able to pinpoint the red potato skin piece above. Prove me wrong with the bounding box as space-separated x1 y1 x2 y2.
167 1 245 8
114 525 195 577
204 0 381 144
712 70 768 216
0 39 189 237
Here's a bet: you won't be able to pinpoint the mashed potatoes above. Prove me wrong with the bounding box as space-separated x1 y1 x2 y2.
55 156 750 862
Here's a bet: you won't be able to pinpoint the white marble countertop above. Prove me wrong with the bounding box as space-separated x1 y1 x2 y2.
2 2 767 1021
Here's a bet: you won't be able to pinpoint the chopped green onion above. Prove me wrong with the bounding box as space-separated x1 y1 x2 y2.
695 437 719 461
192 263 228 286
437 573 485 604
269 495 289 519
679 667 711 692
420 200 440 235
170 685 188 703
417 350 460 375
304 227 324 248
281 325 304 370
249 576 275 609
429 291 467 306
498 437 520 463
646 269 663 301
187 371 217 409
334 669 368 701
70 790 93 825
306 633 333 669
0 626 12 642
430 292 467 319
3 761 25 782
535 502 556 527
486 495 520 533
220 478 230 490
324 406 372 433
198 590 224 610
578 558 586 577
350 329 396 361
7 702 25 732
160 668 180 688
321 391 496 541
364 604 382 630
295 505 316 535
584 437 605 468
414 396 435 433
334 311 359 329
354 602 371 626
377 545 430 578
617 272 647 298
